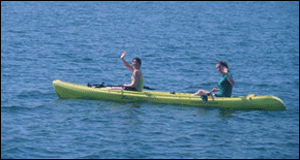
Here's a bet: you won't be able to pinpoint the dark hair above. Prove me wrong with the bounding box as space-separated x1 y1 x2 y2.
133 57 142 66
217 61 229 69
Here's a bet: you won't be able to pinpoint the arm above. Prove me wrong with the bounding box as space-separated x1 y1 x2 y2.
222 67 235 86
212 88 220 92
120 51 134 72
226 74 235 86
123 70 139 88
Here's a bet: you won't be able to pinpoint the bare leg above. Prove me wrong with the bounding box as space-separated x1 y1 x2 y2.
104 87 124 90
194 89 210 96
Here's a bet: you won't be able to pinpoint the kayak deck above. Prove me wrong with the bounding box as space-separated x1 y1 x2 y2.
53 80 286 110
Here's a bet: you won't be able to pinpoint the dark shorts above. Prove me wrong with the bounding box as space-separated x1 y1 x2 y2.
124 87 137 91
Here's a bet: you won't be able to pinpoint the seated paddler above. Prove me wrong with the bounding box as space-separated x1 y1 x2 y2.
94 51 144 92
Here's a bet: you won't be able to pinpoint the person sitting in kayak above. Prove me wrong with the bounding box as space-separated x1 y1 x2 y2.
194 61 235 97
104 51 143 92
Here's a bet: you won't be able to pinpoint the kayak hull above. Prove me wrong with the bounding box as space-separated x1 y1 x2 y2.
53 80 286 110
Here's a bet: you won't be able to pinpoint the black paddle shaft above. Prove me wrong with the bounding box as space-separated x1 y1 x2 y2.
87 82 155 90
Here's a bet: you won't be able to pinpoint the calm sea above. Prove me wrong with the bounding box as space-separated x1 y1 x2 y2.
1 1 299 159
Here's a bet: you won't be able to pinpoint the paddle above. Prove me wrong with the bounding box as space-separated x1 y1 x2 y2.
87 82 155 90
143 86 155 90
104 85 155 90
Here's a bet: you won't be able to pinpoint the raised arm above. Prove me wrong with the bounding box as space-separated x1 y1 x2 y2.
120 51 134 72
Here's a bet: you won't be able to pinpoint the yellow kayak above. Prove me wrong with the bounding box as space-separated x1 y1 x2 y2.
53 80 286 110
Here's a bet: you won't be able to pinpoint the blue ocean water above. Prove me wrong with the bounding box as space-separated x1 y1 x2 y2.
1 1 299 159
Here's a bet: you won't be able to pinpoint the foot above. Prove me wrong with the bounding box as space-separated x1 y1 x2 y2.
201 95 208 102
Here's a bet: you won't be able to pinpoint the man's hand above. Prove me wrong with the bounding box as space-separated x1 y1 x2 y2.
120 51 127 59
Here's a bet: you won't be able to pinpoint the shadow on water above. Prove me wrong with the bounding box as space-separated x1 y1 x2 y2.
129 102 142 108
51 98 143 109
196 106 235 118
218 109 235 117
50 98 282 119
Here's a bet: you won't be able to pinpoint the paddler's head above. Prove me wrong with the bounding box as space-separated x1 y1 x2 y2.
132 57 142 69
